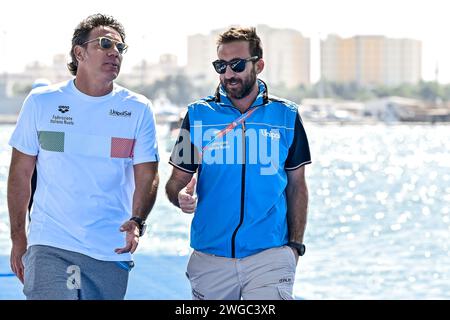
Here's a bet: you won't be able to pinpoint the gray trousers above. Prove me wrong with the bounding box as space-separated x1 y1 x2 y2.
186 246 297 300
22 245 132 300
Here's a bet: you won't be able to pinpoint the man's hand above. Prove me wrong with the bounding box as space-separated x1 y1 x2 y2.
178 176 197 214
10 237 27 284
115 220 140 254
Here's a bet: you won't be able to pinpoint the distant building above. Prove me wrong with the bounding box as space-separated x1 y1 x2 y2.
301 98 366 122
1 53 71 98
118 54 182 87
365 96 426 122
257 25 310 88
186 32 220 86
24 54 71 84
187 25 311 88
321 35 421 87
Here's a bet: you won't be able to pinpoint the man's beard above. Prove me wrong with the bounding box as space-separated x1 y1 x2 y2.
221 69 257 100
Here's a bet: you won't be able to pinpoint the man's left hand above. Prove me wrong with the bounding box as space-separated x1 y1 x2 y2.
115 220 140 254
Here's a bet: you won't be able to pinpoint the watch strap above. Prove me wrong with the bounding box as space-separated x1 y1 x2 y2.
287 241 306 256
129 217 146 237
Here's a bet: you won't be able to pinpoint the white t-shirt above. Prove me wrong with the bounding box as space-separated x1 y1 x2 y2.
9 79 159 261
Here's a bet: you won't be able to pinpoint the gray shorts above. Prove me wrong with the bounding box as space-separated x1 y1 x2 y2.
186 246 297 300
22 245 132 300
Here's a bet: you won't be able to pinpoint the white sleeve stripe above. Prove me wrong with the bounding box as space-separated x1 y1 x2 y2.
8 143 38 156
133 155 159 165
285 160 312 171
168 160 197 173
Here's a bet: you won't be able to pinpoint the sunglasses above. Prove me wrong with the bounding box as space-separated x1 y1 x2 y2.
82 37 128 54
212 56 259 74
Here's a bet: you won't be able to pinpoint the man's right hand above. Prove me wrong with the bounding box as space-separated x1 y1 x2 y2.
10 237 27 284
178 176 197 214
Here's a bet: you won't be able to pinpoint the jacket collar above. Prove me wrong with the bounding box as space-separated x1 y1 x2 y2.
213 79 269 108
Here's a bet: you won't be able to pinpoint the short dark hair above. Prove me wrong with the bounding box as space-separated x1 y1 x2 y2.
67 13 126 75
216 27 263 59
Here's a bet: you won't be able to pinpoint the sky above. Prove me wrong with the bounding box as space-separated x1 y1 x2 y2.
0 0 448 83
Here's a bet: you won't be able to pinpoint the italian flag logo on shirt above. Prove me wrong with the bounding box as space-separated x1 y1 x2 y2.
38 131 136 159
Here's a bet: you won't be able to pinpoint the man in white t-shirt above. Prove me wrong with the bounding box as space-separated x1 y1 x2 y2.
7 13 159 300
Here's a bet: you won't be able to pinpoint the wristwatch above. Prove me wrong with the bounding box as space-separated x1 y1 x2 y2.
287 241 306 256
129 217 147 237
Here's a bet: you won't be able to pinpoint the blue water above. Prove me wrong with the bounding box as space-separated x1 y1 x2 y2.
1 123 449 299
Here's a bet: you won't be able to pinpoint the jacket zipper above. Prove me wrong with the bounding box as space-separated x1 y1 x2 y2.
231 121 246 258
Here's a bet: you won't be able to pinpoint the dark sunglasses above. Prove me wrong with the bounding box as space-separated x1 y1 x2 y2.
212 56 259 74
82 37 128 54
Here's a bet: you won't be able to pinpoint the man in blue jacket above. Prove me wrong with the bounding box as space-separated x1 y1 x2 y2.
166 26 311 300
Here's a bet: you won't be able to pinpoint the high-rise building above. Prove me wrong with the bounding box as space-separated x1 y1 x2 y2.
257 25 310 88
186 32 221 86
321 35 421 86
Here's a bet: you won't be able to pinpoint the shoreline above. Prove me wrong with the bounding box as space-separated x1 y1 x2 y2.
306 119 450 126
0 114 18 124
1 114 449 126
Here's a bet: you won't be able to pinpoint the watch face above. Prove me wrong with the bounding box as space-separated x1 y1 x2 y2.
298 244 305 256
288 242 305 256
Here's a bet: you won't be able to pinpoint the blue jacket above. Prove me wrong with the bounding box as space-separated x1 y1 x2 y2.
170 80 311 258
